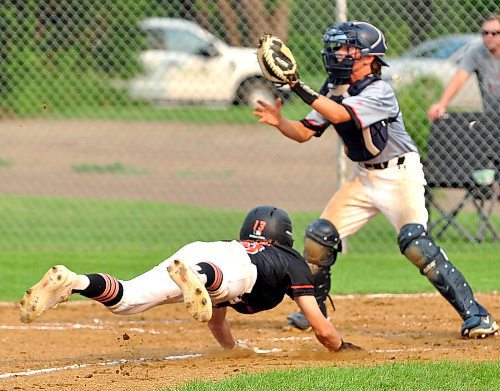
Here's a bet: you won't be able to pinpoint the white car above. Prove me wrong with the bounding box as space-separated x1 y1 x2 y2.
130 18 289 106
383 34 483 111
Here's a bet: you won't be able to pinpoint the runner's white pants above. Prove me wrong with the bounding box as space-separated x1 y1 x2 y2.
109 241 257 315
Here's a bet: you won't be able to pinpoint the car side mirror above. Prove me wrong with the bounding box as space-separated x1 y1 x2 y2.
198 43 219 58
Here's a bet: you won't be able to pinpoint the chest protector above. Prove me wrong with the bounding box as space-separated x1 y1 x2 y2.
328 76 399 162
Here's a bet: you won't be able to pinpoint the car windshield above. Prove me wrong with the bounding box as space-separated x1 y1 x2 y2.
143 27 210 55
404 37 472 59
169 28 208 53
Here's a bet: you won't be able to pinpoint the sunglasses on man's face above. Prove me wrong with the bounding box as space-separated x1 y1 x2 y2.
481 30 499 36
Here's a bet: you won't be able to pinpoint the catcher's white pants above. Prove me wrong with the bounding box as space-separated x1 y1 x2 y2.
321 152 428 238
109 241 257 315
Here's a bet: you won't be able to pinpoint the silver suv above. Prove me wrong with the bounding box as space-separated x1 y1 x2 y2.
130 18 289 106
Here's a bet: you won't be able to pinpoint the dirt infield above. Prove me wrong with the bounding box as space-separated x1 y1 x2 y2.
1 293 498 390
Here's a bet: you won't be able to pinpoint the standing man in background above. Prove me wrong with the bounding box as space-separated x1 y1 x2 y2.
428 13 499 120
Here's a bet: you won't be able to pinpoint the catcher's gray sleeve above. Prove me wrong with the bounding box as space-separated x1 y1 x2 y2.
342 81 399 128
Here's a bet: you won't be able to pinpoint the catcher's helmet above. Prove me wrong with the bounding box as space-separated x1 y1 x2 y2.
322 20 388 66
239 206 294 247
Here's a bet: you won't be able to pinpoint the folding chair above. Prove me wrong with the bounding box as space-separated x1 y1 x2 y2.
424 112 499 242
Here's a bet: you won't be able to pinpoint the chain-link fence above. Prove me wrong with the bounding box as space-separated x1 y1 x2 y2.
0 1 498 256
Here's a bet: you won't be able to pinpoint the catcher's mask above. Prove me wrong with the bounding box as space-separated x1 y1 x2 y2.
322 20 388 85
239 206 294 247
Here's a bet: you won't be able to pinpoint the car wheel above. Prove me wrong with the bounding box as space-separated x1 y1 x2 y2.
236 78 276 106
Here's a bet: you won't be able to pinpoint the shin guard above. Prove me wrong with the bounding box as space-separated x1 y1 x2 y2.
398 224 481 320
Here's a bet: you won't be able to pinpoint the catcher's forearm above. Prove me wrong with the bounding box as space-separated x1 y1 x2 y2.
291 81 320 105
276 118 315 143
291 81 351 124
311 95 352 124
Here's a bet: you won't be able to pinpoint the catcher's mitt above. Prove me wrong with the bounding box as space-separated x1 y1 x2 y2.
257 34 299 85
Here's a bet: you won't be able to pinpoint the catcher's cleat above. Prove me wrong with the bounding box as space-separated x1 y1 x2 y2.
19 265 78 323
284 311 332 332
167 259 212 322
461 310 499 339
284 311 312 332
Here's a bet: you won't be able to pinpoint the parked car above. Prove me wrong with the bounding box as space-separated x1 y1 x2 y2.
383 34 483 111
129 18 289 106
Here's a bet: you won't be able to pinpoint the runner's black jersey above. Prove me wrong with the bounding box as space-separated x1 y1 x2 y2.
220 241 315 314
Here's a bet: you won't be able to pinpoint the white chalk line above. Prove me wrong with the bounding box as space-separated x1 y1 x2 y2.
2 343 483 381
0 342 284 380
0 323 164 335
0 318 187 334
0 354 203 380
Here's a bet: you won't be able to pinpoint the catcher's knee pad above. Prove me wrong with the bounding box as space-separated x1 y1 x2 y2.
304 219 342 268
398 223 480 320
397 223 432 270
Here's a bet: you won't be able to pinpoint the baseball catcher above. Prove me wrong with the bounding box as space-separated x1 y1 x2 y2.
253 21 498 339
19 205 361 352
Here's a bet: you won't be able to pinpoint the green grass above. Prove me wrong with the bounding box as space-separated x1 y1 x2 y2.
0 195 498 301
0 159 12 168
72 161 151 175
332 252 500 294
0 196 245 300
171 361 500 391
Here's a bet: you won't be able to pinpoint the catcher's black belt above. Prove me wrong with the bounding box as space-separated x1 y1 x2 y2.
360 156 405 170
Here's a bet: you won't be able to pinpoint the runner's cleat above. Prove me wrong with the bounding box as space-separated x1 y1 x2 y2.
19 265 78 323
167 259 212 322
